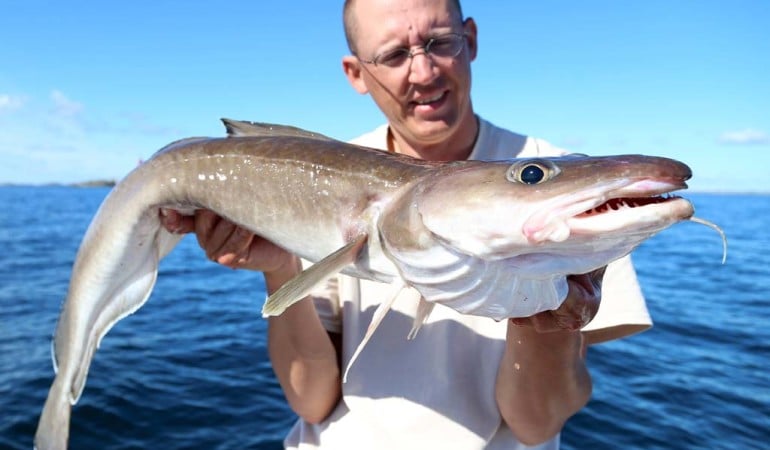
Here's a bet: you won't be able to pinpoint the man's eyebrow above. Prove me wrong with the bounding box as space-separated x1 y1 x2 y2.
382 26 458 48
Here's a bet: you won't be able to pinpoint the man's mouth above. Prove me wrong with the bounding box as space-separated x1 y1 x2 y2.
411 91 447 107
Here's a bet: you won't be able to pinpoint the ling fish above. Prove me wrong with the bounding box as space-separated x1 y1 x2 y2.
34 119 724 450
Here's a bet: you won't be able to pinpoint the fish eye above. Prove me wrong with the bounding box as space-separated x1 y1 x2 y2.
505 160 560 185
520 165 545 184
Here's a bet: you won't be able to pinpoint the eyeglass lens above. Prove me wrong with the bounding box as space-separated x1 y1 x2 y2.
374 34 464 68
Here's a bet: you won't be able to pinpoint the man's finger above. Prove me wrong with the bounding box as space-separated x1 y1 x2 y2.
159 208 195 234
194 210 234 260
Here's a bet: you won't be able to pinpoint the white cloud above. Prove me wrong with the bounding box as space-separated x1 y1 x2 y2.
0 89 182 184
0 94 25 112
50 89 84 117
45 90 88 138
717 129 770 145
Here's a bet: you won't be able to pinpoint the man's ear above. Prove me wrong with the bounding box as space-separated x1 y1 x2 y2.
463 17 478 61
342 55 369 94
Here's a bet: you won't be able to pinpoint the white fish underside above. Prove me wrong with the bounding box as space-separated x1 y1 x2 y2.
34 119 709 450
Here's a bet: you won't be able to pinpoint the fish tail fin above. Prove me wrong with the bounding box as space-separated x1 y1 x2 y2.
35 377 72 450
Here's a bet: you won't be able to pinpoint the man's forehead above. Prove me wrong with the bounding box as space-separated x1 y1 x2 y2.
351 0 460 46
351 0 459 20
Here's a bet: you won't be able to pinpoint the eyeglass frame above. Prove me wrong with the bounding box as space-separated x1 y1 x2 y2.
355 31 468 69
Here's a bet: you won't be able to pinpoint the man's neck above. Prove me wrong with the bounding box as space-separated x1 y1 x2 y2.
387 116 480 162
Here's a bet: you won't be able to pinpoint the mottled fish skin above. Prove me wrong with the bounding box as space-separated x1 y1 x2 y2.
35 120 698 449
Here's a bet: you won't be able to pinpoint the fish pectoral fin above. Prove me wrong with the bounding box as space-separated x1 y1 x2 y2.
262 235 368 316
407 297 435 340
343 281 407 383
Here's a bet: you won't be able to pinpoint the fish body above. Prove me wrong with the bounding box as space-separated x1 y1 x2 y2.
35 120 698 449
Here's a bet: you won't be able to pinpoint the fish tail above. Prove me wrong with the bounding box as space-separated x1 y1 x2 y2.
34 377 71 450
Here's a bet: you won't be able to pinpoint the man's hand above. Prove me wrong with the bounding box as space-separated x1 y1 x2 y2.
160 209 295 274
510 267 606 332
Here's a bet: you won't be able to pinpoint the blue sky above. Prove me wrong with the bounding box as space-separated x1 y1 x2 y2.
1 1 768 192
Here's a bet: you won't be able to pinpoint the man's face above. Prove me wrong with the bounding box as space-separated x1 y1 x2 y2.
346 0 477 147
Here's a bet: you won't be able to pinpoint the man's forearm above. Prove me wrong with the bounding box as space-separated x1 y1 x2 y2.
495 323 591 445
265 259 341 424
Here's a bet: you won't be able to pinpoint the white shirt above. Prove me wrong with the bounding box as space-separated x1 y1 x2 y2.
284 118 652 450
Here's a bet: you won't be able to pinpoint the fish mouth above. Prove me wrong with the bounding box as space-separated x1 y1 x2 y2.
577 194 682 217
566 187 694 236
524 178 694 243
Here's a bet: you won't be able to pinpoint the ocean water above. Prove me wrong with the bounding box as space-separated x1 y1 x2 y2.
0 186 768 449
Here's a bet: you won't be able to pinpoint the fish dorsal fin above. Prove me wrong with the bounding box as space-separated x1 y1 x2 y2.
343 281 407 383
407 297 435 340
221 118 334 141
262 235 368 316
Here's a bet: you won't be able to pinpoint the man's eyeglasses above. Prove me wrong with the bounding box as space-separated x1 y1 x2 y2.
357 33 467 69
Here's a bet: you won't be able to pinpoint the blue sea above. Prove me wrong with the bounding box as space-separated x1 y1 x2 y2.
0 186 768 450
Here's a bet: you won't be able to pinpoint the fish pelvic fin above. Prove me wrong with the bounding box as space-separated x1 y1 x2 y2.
262 235 368 316
35 376 71 450
407 297 435 340
343 281 407 383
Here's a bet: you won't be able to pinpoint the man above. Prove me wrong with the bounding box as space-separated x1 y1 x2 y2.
161 0 651 448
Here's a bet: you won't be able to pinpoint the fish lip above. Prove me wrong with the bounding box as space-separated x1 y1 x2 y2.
607 177 689 198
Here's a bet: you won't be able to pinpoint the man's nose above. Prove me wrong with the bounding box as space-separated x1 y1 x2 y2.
407 51 437 85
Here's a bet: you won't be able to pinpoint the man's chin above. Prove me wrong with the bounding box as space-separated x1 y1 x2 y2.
407 119 456 143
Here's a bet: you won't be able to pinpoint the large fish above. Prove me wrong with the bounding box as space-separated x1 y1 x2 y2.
34 119 724 449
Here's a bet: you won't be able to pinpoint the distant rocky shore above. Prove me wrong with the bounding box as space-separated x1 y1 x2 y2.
0 179 117 188
70 179 116 188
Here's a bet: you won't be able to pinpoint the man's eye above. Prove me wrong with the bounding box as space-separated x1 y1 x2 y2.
377 49 409 67
429 37 455 52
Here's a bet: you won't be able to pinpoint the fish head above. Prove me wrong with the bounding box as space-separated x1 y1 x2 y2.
414 154 694 273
